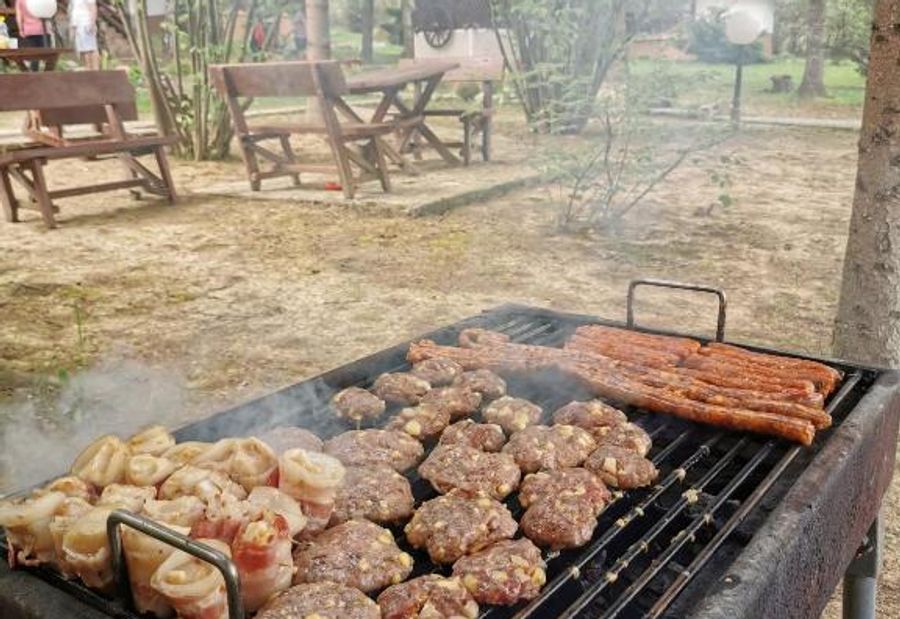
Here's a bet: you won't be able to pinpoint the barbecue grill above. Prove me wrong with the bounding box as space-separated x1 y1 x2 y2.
2 280 898 619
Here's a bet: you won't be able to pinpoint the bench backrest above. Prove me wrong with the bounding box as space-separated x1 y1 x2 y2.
401 57 505 83
0 70 139 124
209 61 348 100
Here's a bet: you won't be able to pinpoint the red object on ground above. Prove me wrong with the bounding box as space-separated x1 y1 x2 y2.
324 182 342 191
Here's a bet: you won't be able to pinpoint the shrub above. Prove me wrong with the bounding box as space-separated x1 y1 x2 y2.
688 9 765 64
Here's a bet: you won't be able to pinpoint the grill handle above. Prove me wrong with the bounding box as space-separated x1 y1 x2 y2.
626 278 728 342
106 509 244 619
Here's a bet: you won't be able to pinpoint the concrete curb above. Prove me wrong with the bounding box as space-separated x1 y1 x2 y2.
406 172 546 217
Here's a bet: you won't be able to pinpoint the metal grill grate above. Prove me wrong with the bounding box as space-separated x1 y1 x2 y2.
0 304 877 619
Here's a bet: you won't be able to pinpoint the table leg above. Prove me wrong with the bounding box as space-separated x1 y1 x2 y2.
28 160 57 228
482 80 494 162
843 517 880 619
0 167 19 223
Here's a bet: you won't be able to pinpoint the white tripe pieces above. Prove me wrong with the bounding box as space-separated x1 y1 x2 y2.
0 490 67 567
278 448 345 535
150 538 232 619
71 435 130 489
126 426 177 457
122 522 190 616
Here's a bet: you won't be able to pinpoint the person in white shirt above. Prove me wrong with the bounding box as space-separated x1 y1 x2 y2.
69 0 99 70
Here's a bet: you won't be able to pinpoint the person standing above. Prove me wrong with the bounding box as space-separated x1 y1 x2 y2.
14 0 46 70
69 0 99 70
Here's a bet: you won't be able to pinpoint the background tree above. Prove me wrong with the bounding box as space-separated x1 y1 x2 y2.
798 0 829 97
360 0 375 62
401 0 413 57
833 0 900 365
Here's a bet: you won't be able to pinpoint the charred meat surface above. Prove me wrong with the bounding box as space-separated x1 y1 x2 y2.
404 490 518 564
552 400 628 440
421 386 483 420
385 404 451 441
292 519 414 593
520 495 601 550
324 429 425 472
501 424 596 473
411 357 464 387
439 419 506 452
452 369 507 401
482 396 543 434
256 426 323 454
595 421 653 457
518 468 610 512
331 465 415 526
332 387 387 423
372 373 432 406
256 582 380 619
377 574 479 619
585 444 659 489
452 539 547 606
419 444 521 500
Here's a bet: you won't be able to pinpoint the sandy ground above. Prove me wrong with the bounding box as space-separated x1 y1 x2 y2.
0 124 895 616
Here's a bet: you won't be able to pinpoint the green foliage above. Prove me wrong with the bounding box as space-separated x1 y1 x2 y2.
687 9 766 64
775 0 873 73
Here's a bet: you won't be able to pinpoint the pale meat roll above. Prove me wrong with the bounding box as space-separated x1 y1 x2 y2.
191 438 239 473
0 491 66 567
97 484 157 512
158 465 247 502
150 538 232 619
48 497 94 577
71 435 130 489
122 522 190 617
162 442 213 466
232 511 294 612
142 497 207 529
278 448 345 535
247 487 307 539
61 507 117 591
125 455 178 487
190 494 261 545
127 425 177 457
230 438 279 491
38 476 96 502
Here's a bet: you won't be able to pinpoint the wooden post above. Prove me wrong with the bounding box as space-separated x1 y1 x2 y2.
305 0 331 124
361 0 374 63
401 0 414 58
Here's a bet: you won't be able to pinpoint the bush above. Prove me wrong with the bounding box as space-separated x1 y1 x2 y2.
688 10 766 64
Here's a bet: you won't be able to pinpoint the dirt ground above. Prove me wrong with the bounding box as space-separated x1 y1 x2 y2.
0 124 895 616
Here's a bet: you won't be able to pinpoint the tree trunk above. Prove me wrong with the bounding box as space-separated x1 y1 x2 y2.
401 0 414 58
305 0 331 60
361 0 374 62
833 0 900 366
798 0 829 98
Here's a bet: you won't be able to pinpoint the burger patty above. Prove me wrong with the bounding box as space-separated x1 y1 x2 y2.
404 490 518 564
482 397 543 434
501 424 596 473
292 519 414 593
372 373 432 406
385 404 451 441
520 495 601 550
551 400 628 440
419 444 521 500
323 429 424 473
421 386 483 419
452 539 547 606
584 445 659 489
452 369 507 400
411 357 464 387
377 575 479 619
439 419 506 452
518 468 610 513
331 465 415 526
595 421 653 457
256 582 380 619
331 387 387 423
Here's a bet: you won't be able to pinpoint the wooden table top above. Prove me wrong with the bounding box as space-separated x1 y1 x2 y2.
0 48 69 60
347 60 460 94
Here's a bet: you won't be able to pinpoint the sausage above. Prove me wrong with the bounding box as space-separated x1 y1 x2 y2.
570 325 702 359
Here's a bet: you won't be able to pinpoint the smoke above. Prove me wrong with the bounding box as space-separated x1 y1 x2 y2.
0 359 187 496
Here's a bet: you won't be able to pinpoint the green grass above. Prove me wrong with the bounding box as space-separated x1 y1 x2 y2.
632 56 866 117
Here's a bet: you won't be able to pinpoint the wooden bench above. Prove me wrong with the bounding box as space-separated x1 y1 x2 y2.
209 61 393 199
0 71 177 228
399 57 504 165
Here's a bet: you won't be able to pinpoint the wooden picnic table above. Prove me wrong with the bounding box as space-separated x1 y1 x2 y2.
346 60 461 167
0 48 69 72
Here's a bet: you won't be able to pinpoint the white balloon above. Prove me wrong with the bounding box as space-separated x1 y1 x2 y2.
724 8 765 46
25 0 57 19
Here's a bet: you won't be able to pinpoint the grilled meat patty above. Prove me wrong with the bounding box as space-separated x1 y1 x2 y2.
501 424 596 473
256 582 380 619
552 400 628 440
452 369 507 401
372 373 432 406
482 396 543 434
439 419 506 452
419 444 521 500
332 386 387 423
584 445 658 489
324 429 425 473
520 494 601 550
411 357 464 387
518 468 610 512
331 465 415 526
421 386 483 420
385 404 451 441
377 575 479 619
595 421 652 457
452 539 547 606
404 489 518 564
292 519 413 593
